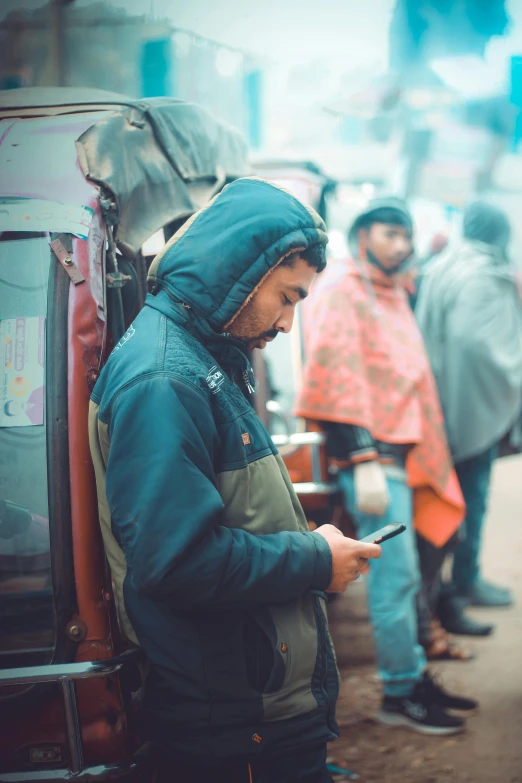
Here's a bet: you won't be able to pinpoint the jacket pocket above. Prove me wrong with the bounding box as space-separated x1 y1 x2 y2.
261 595 321 723
243 610 286 694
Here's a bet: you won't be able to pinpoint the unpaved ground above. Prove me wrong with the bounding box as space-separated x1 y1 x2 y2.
327 454 522 783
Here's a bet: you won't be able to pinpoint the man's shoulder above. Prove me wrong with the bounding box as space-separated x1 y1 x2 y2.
162 317 224 395
91 308 217 419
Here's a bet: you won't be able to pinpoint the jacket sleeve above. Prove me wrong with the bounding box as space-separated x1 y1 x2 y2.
105 374 332 609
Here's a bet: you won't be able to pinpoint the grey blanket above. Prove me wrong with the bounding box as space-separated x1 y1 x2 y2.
416 240 522 462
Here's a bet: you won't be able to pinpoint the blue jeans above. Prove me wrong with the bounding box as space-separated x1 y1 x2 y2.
451 446 497 593
339 469 426 697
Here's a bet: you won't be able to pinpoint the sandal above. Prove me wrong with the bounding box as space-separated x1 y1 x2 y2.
423 618 475 662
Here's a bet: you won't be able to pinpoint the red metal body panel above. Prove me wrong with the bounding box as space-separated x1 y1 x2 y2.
68 198 107 645
68 202 130 766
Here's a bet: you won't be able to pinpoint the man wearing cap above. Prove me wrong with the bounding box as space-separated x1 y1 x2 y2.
297 198 476 735
89 178 383 783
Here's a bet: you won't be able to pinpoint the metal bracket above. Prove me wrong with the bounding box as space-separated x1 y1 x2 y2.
65 619 88 643
106 271 132 289
50 238 85 286
0 648 144 778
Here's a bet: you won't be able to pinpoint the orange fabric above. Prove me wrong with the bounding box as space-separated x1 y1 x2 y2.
295 257 465 547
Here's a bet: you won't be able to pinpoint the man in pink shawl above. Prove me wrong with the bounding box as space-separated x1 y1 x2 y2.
296 198 475 735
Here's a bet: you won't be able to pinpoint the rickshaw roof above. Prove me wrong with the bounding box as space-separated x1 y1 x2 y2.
0 88 250 256
0 86 139 115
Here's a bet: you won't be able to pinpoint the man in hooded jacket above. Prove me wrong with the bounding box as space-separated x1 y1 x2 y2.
89 177 382 783
416 201 522 627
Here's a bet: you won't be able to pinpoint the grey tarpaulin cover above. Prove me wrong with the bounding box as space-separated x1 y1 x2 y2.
0 88 250 257
76 97 250 257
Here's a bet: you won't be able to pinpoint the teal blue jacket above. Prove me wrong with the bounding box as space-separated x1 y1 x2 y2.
89 178 340 758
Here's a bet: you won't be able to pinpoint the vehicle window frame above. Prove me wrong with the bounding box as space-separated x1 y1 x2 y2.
0 233 77 706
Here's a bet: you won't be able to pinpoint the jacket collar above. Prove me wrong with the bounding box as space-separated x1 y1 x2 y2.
145 288 256 391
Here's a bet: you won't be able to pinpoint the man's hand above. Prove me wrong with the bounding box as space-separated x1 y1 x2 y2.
353 460 389 516
313 524 381 593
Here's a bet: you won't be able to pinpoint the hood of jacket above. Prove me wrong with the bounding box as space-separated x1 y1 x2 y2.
148 177 328 332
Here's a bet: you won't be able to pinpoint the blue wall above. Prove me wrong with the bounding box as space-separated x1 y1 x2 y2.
141 38 174 98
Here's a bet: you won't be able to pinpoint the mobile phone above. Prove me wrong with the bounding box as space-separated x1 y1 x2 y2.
360 522 406 545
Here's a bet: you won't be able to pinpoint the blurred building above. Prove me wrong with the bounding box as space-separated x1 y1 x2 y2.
390 0 511 68
0 1 264 148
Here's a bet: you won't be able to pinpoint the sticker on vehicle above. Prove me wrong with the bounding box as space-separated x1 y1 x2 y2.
0 316 45 428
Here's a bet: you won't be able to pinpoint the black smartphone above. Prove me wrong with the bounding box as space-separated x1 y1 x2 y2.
360 522 406 545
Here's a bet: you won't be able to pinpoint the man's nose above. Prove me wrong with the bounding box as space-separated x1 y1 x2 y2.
275 309 295 334
397 238 412 255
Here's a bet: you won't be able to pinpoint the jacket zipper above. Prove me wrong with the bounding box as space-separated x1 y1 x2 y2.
243 369 255 394
315 593 338 733
322 633 330 717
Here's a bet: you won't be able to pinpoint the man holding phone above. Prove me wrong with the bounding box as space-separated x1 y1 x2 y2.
297 198 476 735
89 179 381 783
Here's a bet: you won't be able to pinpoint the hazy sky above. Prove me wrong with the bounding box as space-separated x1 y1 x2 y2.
5 0 522 84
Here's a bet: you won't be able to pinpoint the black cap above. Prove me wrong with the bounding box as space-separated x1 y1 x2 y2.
348 196 413 255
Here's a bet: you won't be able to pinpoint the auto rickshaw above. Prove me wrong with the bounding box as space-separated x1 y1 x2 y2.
0 87 249 781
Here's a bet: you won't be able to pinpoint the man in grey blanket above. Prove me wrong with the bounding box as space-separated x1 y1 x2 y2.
416 201 522 634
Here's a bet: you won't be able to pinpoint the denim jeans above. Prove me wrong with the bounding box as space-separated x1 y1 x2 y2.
451 446 497 593
338 468 426 697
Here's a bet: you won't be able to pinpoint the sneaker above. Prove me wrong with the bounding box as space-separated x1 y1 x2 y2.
377 681 465 736
422 670 478 714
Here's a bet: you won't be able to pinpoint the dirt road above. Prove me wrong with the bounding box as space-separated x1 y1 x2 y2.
327 454 522 783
